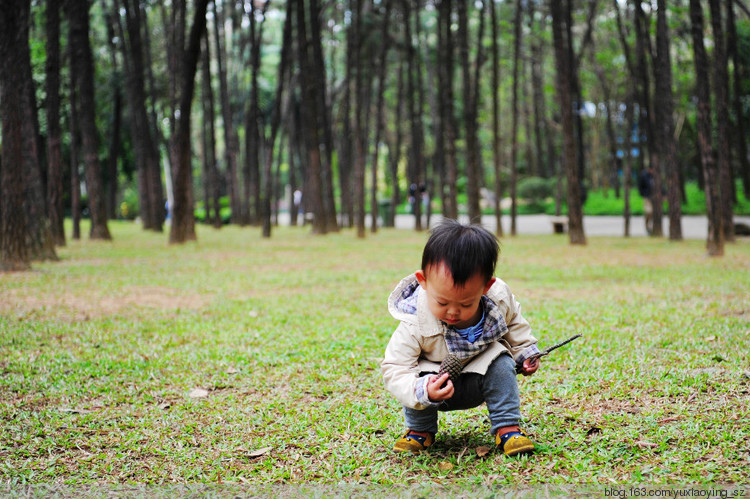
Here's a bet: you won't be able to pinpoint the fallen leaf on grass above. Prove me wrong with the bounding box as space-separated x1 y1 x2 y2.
59 408 91 414
636 441 658 449
476 446 491 458
437 461 453 472
189 388 209 398
657 417 682 424
226 366 239 374
248 446 273 458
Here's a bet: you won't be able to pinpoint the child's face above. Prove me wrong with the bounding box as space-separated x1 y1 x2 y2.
415 263 495 329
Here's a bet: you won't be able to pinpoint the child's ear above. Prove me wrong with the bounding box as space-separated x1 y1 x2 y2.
483 277 496 294
415 270 427 287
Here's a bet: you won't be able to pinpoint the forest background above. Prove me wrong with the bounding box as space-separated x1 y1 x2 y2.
1 0 750 271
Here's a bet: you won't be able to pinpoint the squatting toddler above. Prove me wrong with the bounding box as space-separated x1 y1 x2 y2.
381 219 540 456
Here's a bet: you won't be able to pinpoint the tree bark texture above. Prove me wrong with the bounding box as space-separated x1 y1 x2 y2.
0 0 34 270
45 0 65 246
550 0 586 245
510 0 523 235
122 0 165 232
296 0 327 234
708 0 735 242
212 1 241 225
654 0 683 240
67 0 111 240
490 0 503 237
690 0 724 256
168 0 210 244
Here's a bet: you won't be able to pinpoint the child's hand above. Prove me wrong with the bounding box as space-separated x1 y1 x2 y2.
427 373 454 402
520 357 540 376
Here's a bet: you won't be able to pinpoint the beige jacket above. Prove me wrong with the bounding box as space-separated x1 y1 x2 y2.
381 273 537 410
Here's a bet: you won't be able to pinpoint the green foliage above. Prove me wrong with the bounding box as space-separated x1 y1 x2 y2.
1 223 749 487
517 177 556 212
119 185 139 219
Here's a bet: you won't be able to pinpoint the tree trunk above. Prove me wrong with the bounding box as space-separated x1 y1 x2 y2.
212 1 241 226
168 0 209 244
353 0 367 238
690 0 724 256
0 0 33 270
510 0 523 235
404 0 425 231
490 0 503 237
310 0 338 233
45 0 65 246
69 45 82 241
388 56 405 228
200 30 220 229
297 0 327 234
457 0 482 223
105 9 122 222
438 0 458 220
339 11 354 228
550 0 585 245
121 0 165 231
67 0 111 240
727 0 750 199
654 0 683 241
262 0 293 238
633 0 663 237
530 5 547 180
370 0 392 233
708 0 734 243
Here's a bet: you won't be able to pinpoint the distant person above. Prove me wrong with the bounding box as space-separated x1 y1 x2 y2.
638 167 655 234
293 189 303 221
381 220 541 456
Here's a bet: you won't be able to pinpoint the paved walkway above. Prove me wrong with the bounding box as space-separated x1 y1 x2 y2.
277 212 750 239
392 214 750 239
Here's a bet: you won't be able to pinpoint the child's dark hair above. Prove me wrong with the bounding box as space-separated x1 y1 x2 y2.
421 219 499 286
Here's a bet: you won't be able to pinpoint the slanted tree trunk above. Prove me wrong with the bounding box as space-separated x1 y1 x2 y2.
550 0 585 245
67 0 111 240
708 0 735 243
654 0 682 241
168 0 210 244
690 0 724 256
45 0 65 246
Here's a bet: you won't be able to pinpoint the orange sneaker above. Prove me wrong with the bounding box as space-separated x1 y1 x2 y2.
393 430 435 453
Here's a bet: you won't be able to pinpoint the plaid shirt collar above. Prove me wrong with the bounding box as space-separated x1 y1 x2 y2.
444 296 508 360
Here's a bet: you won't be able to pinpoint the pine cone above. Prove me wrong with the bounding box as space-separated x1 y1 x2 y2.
438 354 463 385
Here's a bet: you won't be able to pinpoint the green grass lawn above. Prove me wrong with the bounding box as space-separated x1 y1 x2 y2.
1 222 749 490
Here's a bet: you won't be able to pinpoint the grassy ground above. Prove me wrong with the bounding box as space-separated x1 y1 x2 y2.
1 222 749 491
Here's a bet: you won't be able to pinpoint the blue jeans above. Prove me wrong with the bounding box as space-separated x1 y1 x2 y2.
402 353 521 436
